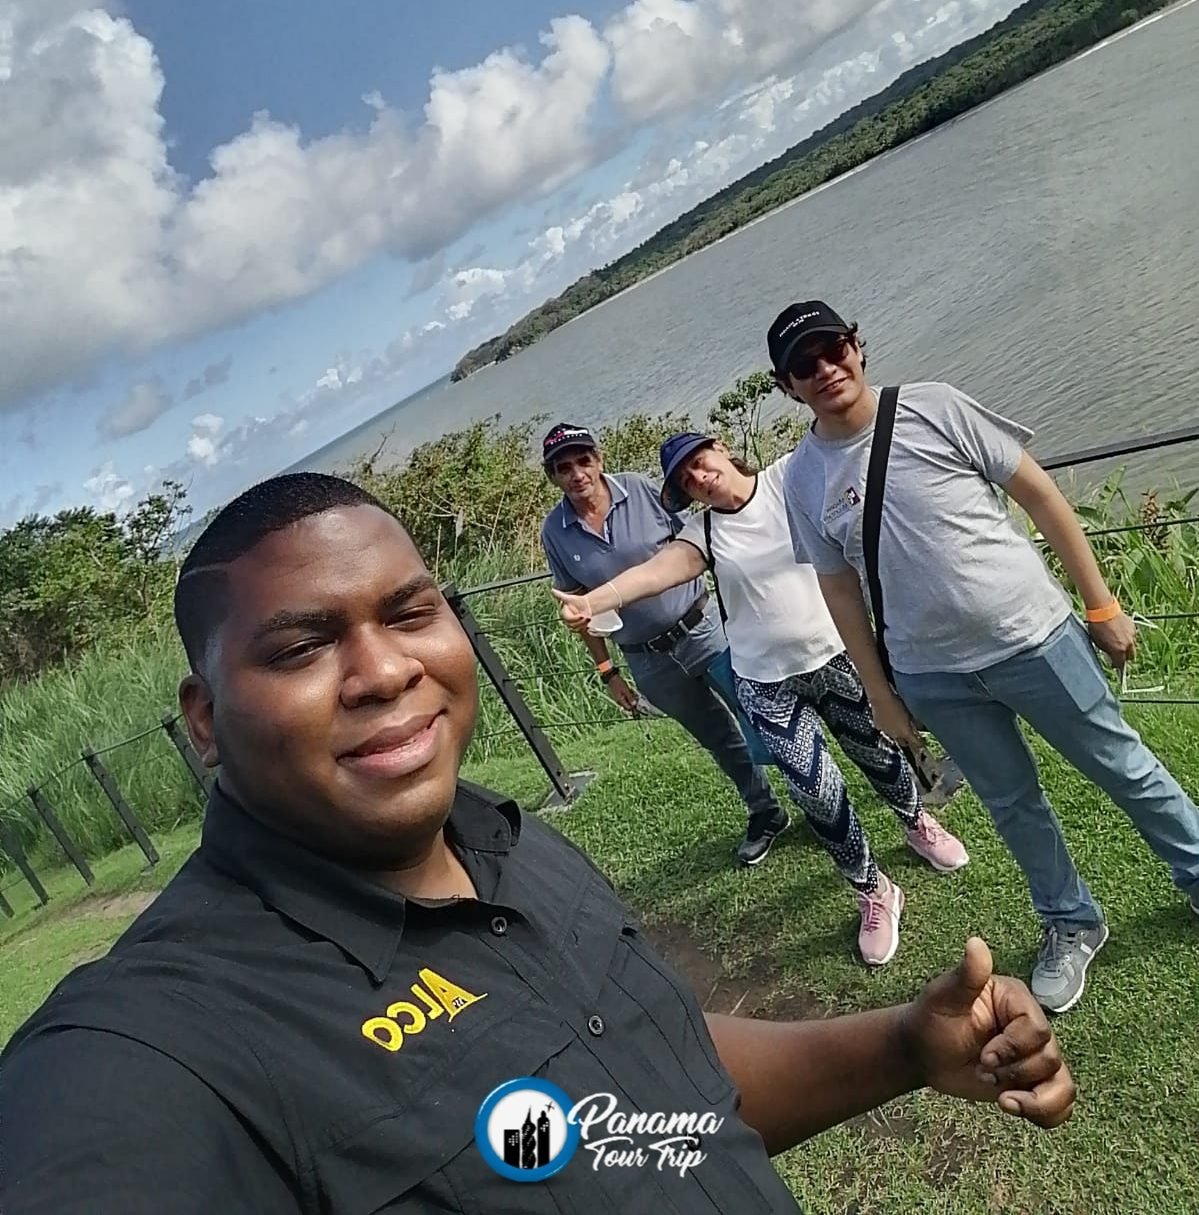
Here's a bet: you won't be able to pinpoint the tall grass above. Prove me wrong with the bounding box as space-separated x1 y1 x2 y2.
0 619 201 866
1 450 1196 878
1027 473 1199 689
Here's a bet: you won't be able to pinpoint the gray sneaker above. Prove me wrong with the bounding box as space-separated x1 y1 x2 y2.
1031 922 1109 1014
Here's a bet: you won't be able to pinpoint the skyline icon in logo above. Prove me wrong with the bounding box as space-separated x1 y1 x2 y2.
475 1077 579 1183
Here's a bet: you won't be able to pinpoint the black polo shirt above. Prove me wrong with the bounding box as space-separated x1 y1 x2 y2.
0 781 803 1214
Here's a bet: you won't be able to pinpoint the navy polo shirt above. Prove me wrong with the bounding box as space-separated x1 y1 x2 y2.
540 473 706 646
0 781 803 1214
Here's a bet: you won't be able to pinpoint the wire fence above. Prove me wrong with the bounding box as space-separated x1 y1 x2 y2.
1 422 1196 917
0 713 212 919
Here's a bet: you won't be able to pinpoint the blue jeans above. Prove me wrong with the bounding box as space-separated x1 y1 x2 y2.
622 598 782 824
893 615 1199 930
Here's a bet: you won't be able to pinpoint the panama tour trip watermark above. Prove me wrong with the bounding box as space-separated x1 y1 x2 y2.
474 1077 724 1183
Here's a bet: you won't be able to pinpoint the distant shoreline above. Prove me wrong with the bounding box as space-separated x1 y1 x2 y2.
450 0 1183 383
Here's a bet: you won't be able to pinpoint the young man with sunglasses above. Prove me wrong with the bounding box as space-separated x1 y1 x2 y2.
770 300 1199 1014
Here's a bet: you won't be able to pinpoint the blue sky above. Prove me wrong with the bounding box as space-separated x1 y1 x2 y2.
0 0 1020 526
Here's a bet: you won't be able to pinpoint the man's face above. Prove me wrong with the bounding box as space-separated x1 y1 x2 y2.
180 505 478 868
777 332 867 420
548 447 604 503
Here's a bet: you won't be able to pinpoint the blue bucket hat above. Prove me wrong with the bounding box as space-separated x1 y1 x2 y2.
659 432 716 511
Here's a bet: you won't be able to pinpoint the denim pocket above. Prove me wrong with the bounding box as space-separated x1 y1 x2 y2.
1037 616 1110 715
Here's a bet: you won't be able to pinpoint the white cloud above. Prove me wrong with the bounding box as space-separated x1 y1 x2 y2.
97 377 172 439
83 461 135 513
186 412 224 467
0 4 611 410
603 0 883 123
442 266 511 321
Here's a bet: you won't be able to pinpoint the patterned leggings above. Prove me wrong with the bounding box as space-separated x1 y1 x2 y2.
735 651 921 894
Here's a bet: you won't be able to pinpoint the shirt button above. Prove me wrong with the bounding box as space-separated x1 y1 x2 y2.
587 1014 605 1036
490 916 508 936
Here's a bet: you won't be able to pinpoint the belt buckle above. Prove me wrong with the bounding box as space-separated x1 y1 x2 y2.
650 626 677 653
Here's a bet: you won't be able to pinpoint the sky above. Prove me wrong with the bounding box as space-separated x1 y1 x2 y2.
0 0 1024 528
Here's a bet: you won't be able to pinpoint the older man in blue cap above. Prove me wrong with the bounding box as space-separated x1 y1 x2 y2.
539 421 788 865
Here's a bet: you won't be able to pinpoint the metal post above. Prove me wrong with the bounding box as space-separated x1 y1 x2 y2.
0 887 13 918
28 787 94 886
82 749 160 866
0 822 49 906
443 583 593 809
161 714 214 795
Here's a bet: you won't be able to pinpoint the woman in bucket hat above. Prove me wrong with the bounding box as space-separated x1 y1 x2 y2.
552 432 969 967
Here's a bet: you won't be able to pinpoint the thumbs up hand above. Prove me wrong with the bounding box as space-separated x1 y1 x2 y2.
899 937 1076 1129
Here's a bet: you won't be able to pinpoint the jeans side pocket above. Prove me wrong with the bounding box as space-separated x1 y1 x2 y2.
1038 617 1110 715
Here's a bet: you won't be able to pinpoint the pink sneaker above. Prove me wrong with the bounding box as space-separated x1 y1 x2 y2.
906 810 969 873
857 873 904 966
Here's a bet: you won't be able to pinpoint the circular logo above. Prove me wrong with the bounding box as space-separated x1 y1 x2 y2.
474 1076 579 1182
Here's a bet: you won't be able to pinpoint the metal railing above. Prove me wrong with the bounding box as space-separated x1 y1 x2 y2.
1 421 1195 912
0 715 212 918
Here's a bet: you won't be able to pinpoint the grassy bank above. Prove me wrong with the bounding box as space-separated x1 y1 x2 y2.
3 706 1197 1212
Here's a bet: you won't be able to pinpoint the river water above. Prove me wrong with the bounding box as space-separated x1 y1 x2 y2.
305 0 1199 497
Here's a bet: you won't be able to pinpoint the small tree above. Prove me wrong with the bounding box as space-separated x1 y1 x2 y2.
124 480 192 613
707 370 807 466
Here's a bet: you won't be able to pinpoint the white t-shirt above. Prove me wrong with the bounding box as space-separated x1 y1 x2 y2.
782 381 1072 675
677 456 845 683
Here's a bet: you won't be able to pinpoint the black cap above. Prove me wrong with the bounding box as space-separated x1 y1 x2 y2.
767 301 852 374
542 422 597 467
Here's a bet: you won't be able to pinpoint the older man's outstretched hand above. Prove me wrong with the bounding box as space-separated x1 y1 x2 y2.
551 587 593 633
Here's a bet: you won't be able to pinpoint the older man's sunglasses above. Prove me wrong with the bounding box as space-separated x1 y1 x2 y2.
785 334 853 380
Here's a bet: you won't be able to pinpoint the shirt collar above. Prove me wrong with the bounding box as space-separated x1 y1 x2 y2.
198 778 522 985
560 473 627 528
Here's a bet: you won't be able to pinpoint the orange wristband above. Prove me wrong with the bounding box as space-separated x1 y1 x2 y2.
1085 599 1121 623
596 659 614 674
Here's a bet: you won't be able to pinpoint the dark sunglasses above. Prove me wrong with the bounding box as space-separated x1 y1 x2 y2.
784 334 853 380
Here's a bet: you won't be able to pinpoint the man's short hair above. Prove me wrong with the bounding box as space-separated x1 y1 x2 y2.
173 472 397 674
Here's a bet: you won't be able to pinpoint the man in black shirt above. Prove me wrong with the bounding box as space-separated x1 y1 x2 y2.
0 473 1075 1214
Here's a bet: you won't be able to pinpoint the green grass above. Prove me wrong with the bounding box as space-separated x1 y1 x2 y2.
0 617 203 863
0 823 198 1043
4 704 1197 1213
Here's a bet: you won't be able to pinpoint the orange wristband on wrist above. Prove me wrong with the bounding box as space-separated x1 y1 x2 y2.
1085 599 1121 623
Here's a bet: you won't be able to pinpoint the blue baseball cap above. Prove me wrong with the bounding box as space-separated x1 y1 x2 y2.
659 432 715 511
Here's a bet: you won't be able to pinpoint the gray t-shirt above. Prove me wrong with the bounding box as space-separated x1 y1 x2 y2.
782 381 1072 675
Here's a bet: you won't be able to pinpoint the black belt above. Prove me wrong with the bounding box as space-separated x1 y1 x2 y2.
620 592 710 654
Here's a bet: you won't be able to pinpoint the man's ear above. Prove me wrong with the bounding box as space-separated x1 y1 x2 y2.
179 674 219 768
774 372 802 403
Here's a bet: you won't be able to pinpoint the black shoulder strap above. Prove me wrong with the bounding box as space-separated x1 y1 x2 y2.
702 509 728 625
862 386 899 687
